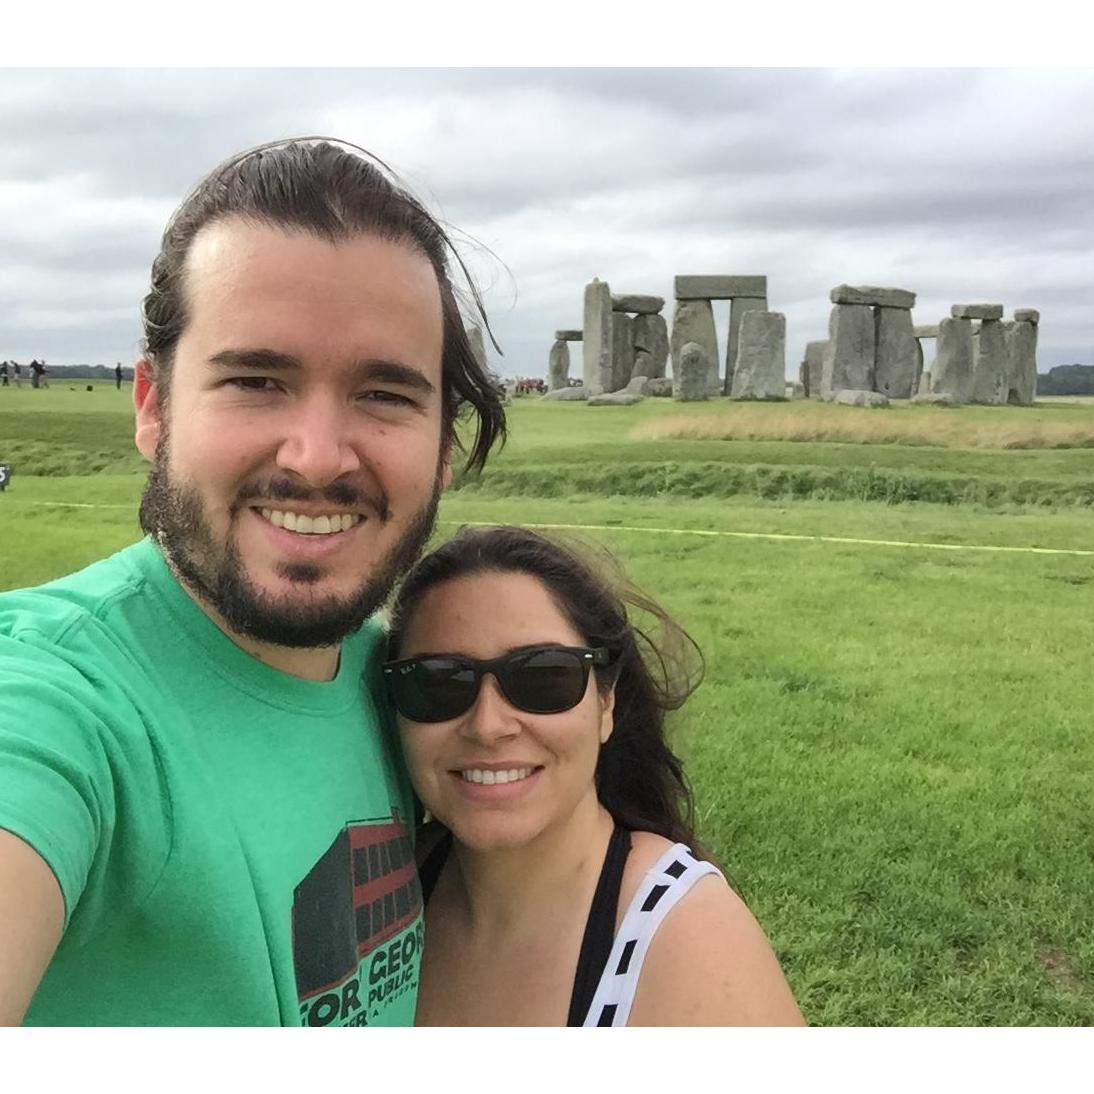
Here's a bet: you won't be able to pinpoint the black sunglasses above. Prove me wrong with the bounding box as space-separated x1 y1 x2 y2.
382 644 617 723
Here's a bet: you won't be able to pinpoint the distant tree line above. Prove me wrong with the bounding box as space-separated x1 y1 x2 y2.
1037 365 1094 395
42 365 133 381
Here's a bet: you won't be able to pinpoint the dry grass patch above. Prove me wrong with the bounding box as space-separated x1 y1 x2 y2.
632 406 1094 450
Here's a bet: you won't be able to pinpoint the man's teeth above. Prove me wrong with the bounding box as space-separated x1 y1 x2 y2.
460 767 535 785
261 509 361 534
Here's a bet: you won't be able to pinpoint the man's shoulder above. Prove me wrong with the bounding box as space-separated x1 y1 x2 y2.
0 540 152 637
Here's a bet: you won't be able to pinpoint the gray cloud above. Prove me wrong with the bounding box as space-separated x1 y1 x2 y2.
0 68 1091 375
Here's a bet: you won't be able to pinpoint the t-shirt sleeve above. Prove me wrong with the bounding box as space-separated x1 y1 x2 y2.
0 629 126 928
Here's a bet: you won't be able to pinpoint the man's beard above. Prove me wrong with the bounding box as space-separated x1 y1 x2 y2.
139 442 441 649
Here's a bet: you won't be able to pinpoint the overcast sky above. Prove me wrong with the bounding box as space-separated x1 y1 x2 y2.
1 67 1092 380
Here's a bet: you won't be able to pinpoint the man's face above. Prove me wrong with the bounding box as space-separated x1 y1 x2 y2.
135 218 448 648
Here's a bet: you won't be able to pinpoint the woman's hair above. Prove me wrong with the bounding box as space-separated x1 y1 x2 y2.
386 524 712 858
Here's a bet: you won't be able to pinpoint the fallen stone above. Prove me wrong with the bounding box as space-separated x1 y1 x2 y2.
821 304 875 396
587 391 644 406
554 329 583 341
611 294 664 314
645 377 674 397
913 325 939 339
830 284 916 309
673 341 709 401
874 307 919 398
931 317 974 401
625 376 650 395
730 310 786 400
829 389 890 408
548 339 570 391
611 312 635 391
583 278 614 390
675 275 767 300
911 392 961 406
671 299 719 395
951 304 1003 320
970 318 1008 405
1014 308 1040 324
725 295 767 394
540 386 588 401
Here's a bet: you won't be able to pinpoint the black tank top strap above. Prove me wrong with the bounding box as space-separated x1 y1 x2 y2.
566 822 632 1027
418 829 453 905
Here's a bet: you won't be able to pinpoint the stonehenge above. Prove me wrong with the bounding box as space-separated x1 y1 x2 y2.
549 275 1040 408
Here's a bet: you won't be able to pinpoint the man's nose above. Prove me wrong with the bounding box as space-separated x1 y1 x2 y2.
459 674 521 744
275 394 361 486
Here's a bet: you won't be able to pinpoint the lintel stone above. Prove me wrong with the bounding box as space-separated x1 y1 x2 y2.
913 325 939 339
611 294 664 314
951 304 1004 320
675 275 767 300
554 329 583 341
830 284 916 309
1014 309 1040 324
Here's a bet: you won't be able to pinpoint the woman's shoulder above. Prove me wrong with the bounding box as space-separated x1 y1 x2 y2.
620 829 805 1027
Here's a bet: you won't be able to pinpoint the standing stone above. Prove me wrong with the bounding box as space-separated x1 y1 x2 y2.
548 339 570 391
874 307 919 398
582 278 613 392
465 324 487 372
730 311 786 401
970 318 1008 405
821 304 875 396
1007 319 1038 405
632 313 669 378
671 299 719 395
803 341 827 399
725 296 768 395
611 312 635 391
673 342 709 401
931 317 974 402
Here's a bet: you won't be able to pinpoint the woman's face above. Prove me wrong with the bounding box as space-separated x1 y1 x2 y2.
394 570 614 852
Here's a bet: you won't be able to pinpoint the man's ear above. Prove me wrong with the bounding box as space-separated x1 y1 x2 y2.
598 686 616 745
133 359 163 461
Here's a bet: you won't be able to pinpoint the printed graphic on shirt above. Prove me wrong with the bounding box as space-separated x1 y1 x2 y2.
292 812 423 1026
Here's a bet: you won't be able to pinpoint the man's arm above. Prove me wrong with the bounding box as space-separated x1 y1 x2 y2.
0 829 64 1026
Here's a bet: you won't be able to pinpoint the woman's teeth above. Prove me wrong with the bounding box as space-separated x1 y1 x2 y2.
261 509 360 534
460 767 535 785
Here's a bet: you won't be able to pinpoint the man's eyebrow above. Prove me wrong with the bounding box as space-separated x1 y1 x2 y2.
208 348 300 371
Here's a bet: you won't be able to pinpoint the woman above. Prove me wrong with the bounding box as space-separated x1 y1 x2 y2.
383 525 803 1026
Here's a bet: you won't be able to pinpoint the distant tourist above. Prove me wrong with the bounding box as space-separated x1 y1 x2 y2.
0 362 9 387
11 362 21 388
115 362 123 389
29 359 41 389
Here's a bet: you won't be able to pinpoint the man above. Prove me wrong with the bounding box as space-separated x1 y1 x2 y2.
1 361 8 387
115 361 123 389
0 139 506 1026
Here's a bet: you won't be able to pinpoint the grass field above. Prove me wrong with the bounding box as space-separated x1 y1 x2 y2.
2 383 1094 1025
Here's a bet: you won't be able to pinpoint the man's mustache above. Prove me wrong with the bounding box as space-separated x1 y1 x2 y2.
235 478 390 522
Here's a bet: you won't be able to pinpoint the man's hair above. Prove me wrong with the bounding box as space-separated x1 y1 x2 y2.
140 137 506 472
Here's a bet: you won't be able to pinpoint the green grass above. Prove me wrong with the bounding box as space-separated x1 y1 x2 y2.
3 392 1094 1025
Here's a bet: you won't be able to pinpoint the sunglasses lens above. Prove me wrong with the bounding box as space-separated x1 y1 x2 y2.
502 648 588 714
390 659 477 722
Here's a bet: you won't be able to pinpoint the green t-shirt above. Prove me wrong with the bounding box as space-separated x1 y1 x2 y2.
0 538 422 1026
